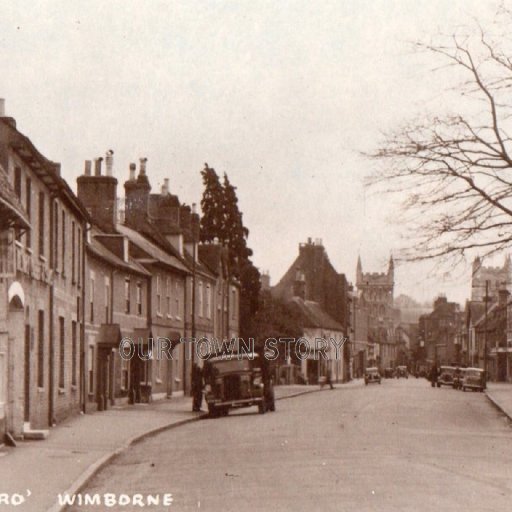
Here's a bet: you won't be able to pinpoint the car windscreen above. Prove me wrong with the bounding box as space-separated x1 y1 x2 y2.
440 367 455 375
466 369 482 377
211 359 252 374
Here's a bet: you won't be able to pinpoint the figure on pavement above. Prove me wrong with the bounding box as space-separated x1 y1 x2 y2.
326 368 334 389
192 362 203 412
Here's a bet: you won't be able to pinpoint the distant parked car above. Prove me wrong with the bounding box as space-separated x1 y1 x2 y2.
452 367 465 389
384 367 394 378
462 368 486 392
437 366 456 388
396 366 408 379
365 367 381 385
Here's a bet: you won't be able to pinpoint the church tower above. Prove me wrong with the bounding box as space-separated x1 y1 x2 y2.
387 255 394 286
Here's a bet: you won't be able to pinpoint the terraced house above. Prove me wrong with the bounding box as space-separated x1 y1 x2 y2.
0 102 89 438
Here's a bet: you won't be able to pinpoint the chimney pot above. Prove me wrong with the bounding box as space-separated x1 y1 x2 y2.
161 178 169 195
192 203 197 214
139 157 147 175
129 163 136 181
94 157 103 176
84 160 92 176
0 98 5 117
105 150 114 177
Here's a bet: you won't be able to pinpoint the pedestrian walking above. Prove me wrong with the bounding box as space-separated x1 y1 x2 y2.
192 363 203 412
326 368 334 390
429 365 438 388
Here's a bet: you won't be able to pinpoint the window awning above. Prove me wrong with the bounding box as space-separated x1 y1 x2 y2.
96 324 122 348
168 331 183 350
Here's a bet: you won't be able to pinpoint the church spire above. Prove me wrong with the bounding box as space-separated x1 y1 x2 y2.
388 254 394 284
356 255 363 286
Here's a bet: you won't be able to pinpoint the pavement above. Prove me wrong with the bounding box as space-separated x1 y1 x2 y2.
0 383 332 512
73 378 512 512
485 382 512 421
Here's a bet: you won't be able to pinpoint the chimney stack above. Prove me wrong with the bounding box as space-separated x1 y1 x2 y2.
124 159 151 227
105 150 114 177
293 269 306 300
261 272 271 291
0 98 5 117
129 163 136 181
77 156 118 233
94 157 103 176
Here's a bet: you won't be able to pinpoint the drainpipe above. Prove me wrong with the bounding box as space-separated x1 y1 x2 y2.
80 222 90 414
182 272 190 393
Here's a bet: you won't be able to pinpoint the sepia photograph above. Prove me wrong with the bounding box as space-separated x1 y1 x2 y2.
1 1 512 510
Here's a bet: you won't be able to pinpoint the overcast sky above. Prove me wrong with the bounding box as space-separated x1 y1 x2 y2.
0 0 501 305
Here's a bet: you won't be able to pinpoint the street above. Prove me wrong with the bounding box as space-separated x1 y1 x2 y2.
68 379 512 512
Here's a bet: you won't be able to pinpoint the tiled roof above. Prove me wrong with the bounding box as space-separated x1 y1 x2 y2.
117 223 190 274
288 296 344 333
198 244 225 276
88 229 150 276
465 301 486 325
0 117 90 222
182 247 214 278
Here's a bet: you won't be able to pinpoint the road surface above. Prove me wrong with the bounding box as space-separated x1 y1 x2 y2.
68 378 512 512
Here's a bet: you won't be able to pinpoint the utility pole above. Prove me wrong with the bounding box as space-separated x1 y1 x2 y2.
191 204 197 355
484 279 489 375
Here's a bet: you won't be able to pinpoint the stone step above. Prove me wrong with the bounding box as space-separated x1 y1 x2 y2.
23 429 49 441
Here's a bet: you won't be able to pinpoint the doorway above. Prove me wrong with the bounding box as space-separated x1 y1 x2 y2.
96 347 113 411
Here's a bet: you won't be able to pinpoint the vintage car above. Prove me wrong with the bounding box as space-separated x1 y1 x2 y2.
462 368 486 392
452 367 465 389
437 366 456 387
384 367 395 378
396 366 408 379
203 352 275 417
365 367 381 385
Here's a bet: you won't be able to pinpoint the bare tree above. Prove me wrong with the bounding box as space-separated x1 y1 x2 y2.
367 5 512 267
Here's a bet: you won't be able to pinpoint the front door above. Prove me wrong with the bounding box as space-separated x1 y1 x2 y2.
97 348 111 411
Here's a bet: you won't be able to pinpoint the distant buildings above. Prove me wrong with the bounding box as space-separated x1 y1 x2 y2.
419 296 463 366
413 255 512 382
471 255 511 301
355 256 399 372
464 256 512 381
